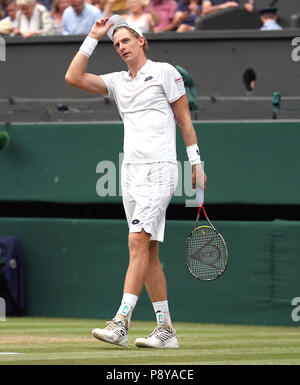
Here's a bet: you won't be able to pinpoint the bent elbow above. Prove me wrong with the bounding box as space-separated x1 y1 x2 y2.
65 72 84 89
65 72 73 86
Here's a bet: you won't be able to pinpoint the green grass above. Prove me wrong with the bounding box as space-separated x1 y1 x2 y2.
0 317 299 365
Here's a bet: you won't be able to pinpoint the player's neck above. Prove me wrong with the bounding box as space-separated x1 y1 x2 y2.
128 55 148 80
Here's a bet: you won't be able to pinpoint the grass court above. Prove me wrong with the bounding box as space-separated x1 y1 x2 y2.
0 317 299 365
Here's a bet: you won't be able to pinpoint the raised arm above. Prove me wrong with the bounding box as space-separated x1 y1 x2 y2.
171 95 207 190
65 18 113 95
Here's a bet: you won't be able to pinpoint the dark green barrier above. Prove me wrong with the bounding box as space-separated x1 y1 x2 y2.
272 220 300 308
0 121 299 204
0 218 299 326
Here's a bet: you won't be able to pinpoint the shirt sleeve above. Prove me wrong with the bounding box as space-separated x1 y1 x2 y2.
176 2 189 12
161 63 186 104
171 1 178 15
99 72 116 97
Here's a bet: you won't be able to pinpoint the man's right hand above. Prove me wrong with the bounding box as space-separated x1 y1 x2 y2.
88 18 114 41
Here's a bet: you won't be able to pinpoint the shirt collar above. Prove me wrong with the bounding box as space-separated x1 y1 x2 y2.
139 59 152 75
124 59 152 80
265 20 277 27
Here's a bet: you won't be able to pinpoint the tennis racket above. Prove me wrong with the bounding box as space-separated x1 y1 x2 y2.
185 186 228 281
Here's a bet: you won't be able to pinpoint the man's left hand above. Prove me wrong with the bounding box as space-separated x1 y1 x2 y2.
192 163 207 190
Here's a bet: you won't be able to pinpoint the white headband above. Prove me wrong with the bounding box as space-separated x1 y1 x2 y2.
106 15 144 41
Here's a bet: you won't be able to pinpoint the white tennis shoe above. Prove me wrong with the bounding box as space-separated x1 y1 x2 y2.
92 318 128 347
135 325 179 349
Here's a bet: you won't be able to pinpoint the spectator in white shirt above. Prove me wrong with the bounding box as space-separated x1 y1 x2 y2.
2 0 18 28
14 0 54 37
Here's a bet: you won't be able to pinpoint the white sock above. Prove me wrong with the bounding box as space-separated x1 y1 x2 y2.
152 300 172 328
116 293 138 326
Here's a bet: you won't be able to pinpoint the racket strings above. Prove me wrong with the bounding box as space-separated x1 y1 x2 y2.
186 227 227 281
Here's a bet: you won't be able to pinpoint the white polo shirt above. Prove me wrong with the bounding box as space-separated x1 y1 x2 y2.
100 60 185 164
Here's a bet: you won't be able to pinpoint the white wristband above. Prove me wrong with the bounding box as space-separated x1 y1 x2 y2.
79 36 98 57
186 144 201 166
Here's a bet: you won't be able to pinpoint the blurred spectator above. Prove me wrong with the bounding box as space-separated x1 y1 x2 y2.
86 0 104 11
0 0 15 34
163 0 202 32
0 1 8 34
176 0 202 32
202 0 238 16
101 0 128 16
1 0 5 12
150 0 178 32
123 0 157 33
259 7 282 31
38 0 53 11
0 19 13 34
14 0 54 37
2 0 18 27
62 0 103 35
0 0 6 18
244 0 255 13
51 0 70 33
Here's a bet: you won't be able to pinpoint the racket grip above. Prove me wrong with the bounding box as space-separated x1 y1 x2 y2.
196 185 204 206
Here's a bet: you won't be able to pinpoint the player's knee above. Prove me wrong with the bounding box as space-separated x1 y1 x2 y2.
129 230 151 254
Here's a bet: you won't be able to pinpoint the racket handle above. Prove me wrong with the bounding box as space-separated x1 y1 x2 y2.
196 185 204 206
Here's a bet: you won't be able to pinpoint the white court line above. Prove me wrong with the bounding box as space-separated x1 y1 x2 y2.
0 352 21 355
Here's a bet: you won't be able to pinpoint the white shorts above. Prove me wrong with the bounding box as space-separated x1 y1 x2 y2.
121 162 178 243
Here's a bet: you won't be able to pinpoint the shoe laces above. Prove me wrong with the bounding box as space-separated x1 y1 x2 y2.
105 318 127 332
150 325 173 341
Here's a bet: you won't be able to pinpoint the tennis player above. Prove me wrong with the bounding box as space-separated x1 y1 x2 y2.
65 15 207 348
